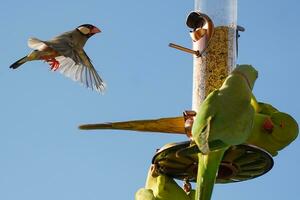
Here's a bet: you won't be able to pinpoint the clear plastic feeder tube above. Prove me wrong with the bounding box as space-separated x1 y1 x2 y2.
192 0 237 110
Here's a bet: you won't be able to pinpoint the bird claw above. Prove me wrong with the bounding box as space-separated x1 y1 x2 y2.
48 58 60 71
183 110 197 139
41 56 60 71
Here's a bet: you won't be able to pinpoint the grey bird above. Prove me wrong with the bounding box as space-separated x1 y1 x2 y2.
10 24 106 93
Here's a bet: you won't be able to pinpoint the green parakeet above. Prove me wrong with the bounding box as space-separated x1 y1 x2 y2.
247 111 298 156
190 65 258 200
193 65 258 153
135 165 195 200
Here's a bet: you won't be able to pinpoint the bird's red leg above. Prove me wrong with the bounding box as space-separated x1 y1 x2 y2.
48 58 60 71
40 56 60 71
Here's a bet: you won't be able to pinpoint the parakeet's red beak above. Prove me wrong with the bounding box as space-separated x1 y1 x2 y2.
91 26 101 34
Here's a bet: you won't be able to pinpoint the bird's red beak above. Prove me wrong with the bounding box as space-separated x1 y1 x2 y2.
91 26 101 34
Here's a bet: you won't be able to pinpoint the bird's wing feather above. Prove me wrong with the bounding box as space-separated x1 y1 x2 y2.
198 116 213 154
43 32 81 64
55 56 106 93
78 50 106 91
192 90 219 153
28 34 78 61
28 37 47 50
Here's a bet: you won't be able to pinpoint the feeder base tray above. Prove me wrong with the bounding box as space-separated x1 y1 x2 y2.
152 141 273 183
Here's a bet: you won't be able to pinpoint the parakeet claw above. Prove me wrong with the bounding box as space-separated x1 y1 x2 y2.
150 164 160 178
183 110 197 139
183 178 192 193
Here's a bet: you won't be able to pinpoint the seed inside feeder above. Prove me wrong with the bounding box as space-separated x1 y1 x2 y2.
194 26 236 103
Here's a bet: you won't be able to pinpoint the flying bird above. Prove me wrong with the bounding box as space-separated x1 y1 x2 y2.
10 24 106 93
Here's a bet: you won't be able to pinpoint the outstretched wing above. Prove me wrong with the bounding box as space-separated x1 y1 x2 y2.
27 36 106 93
56 55 106 93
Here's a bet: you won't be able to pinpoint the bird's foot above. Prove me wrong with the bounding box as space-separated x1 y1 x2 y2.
150 164 160 178
183 178 192 193
41 56 60 71
183 110 197 139
47 58 60 71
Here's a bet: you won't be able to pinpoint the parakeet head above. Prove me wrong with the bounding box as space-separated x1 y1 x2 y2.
234 65 258 89
76 24 101 38
271 112 299 144
248 112 299 156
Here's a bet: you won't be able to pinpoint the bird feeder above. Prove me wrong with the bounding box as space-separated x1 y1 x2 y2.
80 0 270 185
190 0 237 107
79 0 299 199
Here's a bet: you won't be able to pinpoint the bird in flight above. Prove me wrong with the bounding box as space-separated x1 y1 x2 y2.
10 24 106 93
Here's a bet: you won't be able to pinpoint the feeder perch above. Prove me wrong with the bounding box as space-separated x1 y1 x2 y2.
169 43 200 57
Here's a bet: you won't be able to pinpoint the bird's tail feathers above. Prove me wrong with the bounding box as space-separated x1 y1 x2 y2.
196 149 227 200
10 56 28 69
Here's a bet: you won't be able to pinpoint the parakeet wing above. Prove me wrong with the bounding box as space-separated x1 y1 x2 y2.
192 90 219 154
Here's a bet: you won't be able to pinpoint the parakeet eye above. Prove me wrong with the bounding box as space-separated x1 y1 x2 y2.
78 26 90 35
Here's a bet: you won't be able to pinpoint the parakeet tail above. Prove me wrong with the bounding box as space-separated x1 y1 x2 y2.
10 56 28 69
79 123 113 130
196 149 227 200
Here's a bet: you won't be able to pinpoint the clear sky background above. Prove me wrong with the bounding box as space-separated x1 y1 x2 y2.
0 0 299 199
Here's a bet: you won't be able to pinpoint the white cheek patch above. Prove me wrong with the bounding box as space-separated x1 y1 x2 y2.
78 26 90 35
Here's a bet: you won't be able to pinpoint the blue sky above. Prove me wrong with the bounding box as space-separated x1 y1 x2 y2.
0 0 299 199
